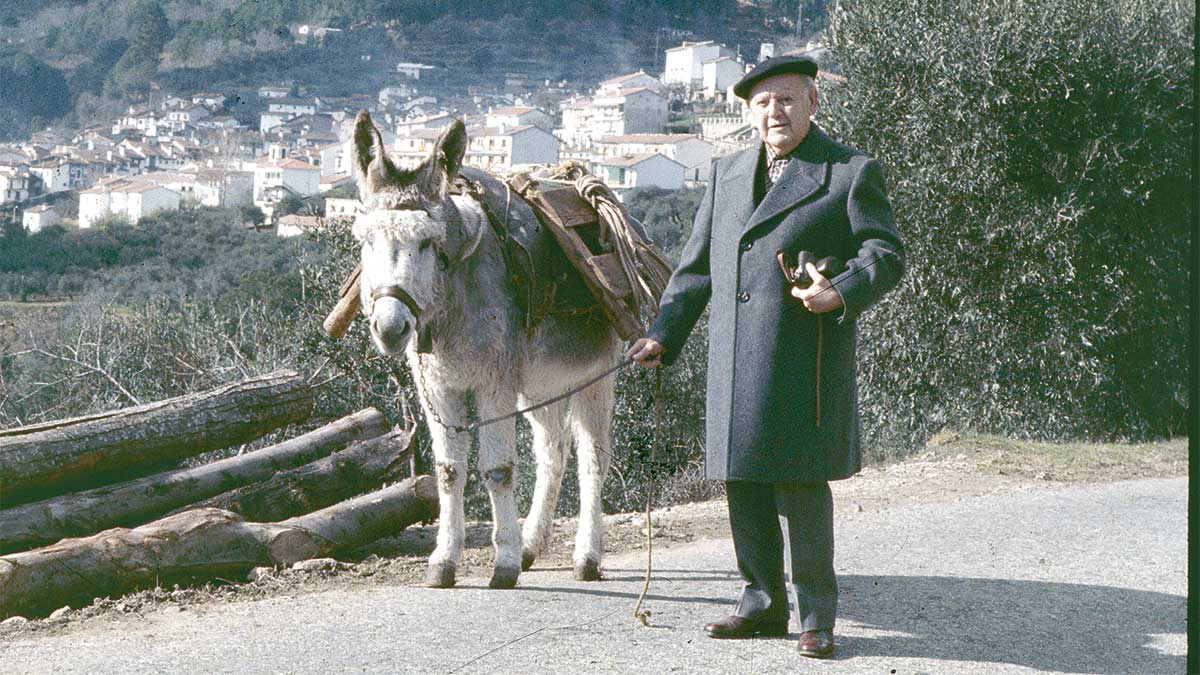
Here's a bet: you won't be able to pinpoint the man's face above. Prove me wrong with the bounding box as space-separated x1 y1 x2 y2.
747 73 818 155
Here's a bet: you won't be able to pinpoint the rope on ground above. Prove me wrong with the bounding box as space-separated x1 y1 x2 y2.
445 608 623 675
631 365 664 626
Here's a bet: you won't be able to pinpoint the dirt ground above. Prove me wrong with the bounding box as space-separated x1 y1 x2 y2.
0 434 1186 639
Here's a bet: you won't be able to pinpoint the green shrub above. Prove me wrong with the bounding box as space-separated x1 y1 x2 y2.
822 0 1192 455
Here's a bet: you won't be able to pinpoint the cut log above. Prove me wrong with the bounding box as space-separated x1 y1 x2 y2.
0 476 437 619
0 371 314 506
168 426 414 523
0 409 388 554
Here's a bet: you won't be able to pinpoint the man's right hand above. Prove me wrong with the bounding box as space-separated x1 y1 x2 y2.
626 338 665 369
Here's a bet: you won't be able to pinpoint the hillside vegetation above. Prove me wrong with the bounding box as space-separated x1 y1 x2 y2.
0 0 821 140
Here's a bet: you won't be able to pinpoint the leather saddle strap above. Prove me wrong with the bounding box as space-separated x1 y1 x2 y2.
371 284 433 353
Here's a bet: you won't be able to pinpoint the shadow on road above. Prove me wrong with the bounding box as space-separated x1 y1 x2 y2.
835 575 1183 674
521 572 1182 673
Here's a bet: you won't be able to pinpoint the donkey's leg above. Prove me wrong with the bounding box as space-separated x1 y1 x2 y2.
477 391 522 589
421 383 470 589
520 398 571 571
570 377 616 581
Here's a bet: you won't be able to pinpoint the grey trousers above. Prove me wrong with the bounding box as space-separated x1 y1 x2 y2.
726 480 837 632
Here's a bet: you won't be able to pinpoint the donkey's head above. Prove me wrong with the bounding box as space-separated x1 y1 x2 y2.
350 110 483 356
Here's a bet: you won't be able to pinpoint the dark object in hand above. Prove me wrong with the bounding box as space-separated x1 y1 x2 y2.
776 250 846 289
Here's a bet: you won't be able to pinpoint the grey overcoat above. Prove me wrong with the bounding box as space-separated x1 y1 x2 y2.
647 125 905 482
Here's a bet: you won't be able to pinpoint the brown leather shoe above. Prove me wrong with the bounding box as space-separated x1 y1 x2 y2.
797 629 835 658
703 615 789 639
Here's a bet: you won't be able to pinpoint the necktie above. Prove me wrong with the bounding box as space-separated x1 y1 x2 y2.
766 151 792 186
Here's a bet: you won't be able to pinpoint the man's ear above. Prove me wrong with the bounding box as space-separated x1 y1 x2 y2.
351 109 399 197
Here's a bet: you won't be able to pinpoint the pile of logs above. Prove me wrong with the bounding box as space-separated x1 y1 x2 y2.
0 371 437 620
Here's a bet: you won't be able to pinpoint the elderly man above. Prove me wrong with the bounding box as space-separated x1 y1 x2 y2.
627 55 905 658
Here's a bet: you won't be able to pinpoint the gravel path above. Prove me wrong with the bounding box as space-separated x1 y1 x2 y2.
0 476 1185 674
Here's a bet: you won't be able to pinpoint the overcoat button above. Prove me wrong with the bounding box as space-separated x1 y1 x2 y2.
740 241 753 252
738 291 751 303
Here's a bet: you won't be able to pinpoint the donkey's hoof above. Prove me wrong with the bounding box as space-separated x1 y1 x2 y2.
425 562 457 588
521 550 536 571
574 559 602 581
489 566 520 589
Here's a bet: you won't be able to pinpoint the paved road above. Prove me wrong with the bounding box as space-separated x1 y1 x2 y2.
1 478 1186 674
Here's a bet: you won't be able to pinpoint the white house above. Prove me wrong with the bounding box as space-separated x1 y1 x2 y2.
197 115 243 132
253 155 322 211
276 214 321 238
268 98 319 117
261 98 320 132
393 128 445 166
308 142 347 176
400 96 440 117
192 92 227 108
28 159 72 194
196 169 253 207
485 107 554 133
598 71 664 95
468 125 558 171
589 88 669 140
295 24 342 44
163 103 212 133
593 134 714 182
378 85 413 108
113 106 163 136
702 56 745 98
592 153 686 192
258 85 292 99
396 62 437 79
137 169 252 208
664 41 736 88
78 178 180 228
22 205 61 233
393 124 558 172
560 87 669 148
0 165 38 203
395 112 454 136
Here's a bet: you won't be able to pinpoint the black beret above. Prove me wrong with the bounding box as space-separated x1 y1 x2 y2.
732 55 819 100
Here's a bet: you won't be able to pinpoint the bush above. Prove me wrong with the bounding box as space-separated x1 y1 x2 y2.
821 0 1192 455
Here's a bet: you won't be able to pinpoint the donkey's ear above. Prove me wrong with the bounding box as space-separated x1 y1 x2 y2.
426 119 468 194
351 110 398 196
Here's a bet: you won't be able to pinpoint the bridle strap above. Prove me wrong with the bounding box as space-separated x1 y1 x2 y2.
370 284 433 353
371 284 422 319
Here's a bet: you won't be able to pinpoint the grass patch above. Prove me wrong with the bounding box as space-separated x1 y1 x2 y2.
922 430 1188 482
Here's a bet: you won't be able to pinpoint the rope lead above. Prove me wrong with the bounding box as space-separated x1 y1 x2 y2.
632 365 663 626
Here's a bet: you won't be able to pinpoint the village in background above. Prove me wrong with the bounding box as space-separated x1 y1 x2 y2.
0 25 830 237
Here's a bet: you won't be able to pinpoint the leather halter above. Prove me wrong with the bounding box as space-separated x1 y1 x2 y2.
370 284 434 353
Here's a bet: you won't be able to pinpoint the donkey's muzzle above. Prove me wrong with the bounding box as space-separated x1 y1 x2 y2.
368 285 420 355
372 284 422 320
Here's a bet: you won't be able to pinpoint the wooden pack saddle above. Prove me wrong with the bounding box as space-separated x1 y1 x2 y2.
322 167 670 343
455 166 664 341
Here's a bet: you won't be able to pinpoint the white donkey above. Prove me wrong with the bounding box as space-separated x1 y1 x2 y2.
350 111 620 589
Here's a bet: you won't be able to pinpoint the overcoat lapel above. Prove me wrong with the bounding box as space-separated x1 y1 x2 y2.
742 129 832 237
719 142 760 241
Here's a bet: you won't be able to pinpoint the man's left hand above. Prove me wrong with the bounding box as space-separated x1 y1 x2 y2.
790 262 844 314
